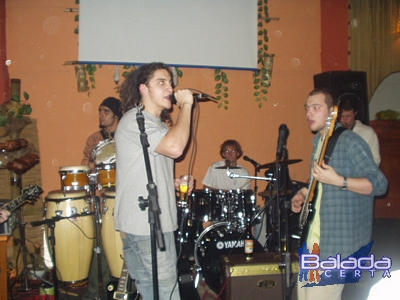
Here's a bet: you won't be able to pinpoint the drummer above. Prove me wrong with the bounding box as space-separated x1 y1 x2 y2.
81 97 122 169
202 139 252 190
81 96 121 300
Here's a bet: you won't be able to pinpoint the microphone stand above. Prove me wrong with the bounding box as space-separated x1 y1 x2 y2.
89 180 105 300
136 107 165 300
276 147 293 300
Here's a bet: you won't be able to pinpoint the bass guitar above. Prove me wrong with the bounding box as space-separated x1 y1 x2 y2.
0 185 43 213
298 106 338 245
107 262 140 300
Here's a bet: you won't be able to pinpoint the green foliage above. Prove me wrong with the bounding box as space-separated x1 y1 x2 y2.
85 64 103 95
0 91 32 125
214 69 229 110
254 0 271 108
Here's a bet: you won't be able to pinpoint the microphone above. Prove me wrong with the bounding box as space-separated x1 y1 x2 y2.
225 159 231 167
276 124 289 160
243 155 260 167
169 93 216 104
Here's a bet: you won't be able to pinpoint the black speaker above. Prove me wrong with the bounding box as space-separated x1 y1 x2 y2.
313 71 369 125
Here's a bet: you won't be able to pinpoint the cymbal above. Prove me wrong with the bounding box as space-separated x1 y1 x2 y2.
258 189 293 197
215 166 241 169
256 159 302 170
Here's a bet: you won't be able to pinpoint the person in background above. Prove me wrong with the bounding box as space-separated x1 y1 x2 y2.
202 139 252 190
339 95 381 165
291 88 387 300
114 62 195 300
0 210 10 224
81 96 121 300
81 96 122 168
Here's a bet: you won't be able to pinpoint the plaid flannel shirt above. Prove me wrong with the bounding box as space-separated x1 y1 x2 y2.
310 127 388 259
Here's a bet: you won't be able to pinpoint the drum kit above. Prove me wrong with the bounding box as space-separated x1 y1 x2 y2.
176 158 304 296
41 139 122 292
177 188 262 295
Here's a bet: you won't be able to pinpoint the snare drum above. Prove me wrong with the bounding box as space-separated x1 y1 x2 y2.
45 190 93 285
59 166 91 191
101 188 124 278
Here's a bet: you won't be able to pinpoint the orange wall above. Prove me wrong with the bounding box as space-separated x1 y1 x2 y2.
321 0 349 71
0 0 10 103
5 0 322 200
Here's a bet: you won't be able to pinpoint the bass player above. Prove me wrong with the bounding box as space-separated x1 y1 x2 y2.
291 88 387 300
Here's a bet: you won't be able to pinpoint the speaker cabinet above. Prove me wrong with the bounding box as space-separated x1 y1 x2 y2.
220 253 298 300
313 71 369 125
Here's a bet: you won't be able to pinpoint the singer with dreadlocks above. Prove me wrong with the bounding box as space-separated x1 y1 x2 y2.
114 62 195 300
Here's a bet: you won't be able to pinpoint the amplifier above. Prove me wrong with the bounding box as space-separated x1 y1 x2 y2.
220 252 299 300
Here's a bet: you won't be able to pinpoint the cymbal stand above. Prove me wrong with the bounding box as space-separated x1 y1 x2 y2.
15 206 31 292
89 174 105 300
275 148 293 300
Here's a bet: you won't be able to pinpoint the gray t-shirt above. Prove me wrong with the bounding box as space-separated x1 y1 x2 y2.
114 107 177 235
202 160 252 190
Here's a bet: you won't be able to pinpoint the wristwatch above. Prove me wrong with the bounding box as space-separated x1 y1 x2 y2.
341 176 348 191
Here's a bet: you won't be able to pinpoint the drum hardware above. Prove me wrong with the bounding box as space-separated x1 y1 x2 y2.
255 159 302 170
13 206 32 292
227 160 296 300
89 181 106 299
214 166 241 169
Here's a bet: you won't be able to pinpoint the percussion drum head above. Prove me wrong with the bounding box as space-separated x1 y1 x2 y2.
91 139 116 165
59 166 91 173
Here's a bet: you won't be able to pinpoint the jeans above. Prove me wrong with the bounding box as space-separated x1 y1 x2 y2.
123 231 180 300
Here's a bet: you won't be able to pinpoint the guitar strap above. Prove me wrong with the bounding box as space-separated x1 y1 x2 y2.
100 129 115 140
324 127 347 165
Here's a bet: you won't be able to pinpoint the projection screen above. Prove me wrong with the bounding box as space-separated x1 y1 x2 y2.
79 0 258 70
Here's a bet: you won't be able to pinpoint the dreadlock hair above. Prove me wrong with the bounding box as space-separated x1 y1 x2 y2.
117 62 174 119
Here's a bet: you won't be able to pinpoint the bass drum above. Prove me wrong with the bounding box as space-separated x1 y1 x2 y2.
194 222 264 294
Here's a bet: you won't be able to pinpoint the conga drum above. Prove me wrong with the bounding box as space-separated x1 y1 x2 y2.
45 190 94 286
101 188 124 278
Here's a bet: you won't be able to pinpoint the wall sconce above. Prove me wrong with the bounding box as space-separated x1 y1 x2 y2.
263 54 275 87
75 65 88 92
114 66 120 85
